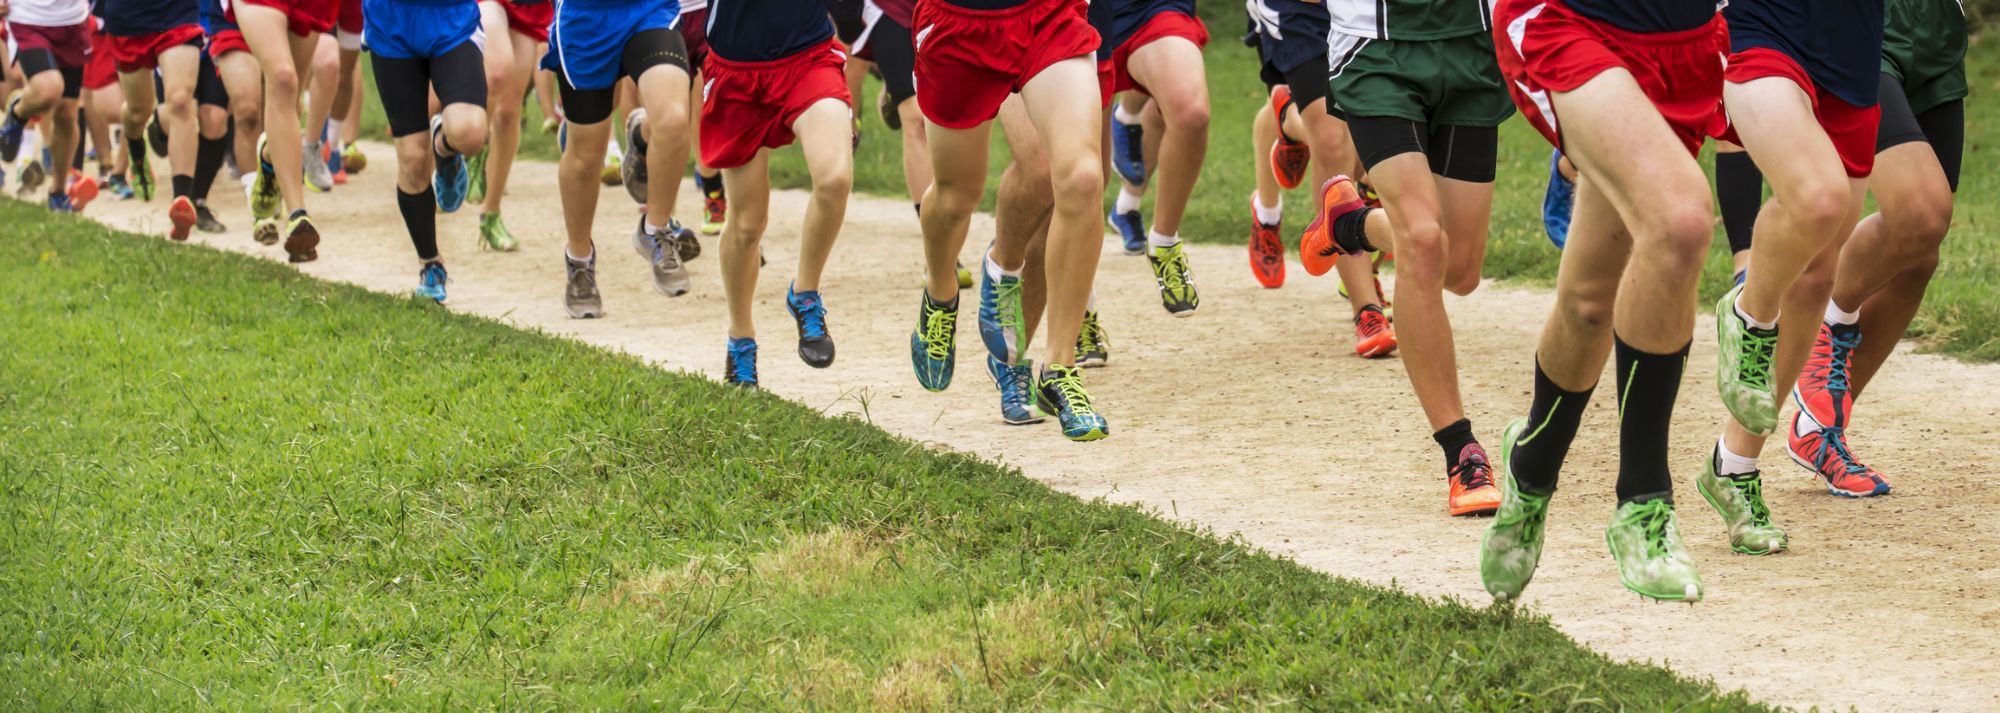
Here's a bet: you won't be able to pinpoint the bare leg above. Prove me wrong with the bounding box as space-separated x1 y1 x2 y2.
634 63 691 231
720 152 772 338
305 34 339 148
236 6 322 213
790 99 854 292
214 51 264 175
1124 38 1206 237
1018 57 1106 368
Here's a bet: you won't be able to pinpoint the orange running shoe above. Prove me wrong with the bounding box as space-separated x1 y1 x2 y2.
1353 305 1397 358
1268 87 1310 189
1787 411 1891 497
67 174 100 213
1299 176 1367 276
1249 197 1285 289
1448 443 1501 516
168 195 197 241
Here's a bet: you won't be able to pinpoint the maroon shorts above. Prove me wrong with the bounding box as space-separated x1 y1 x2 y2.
1712 48 1881 178
208 29 252 57
225 0 340 37
700 39 852 169
85 27 121 89
500 0 553 44
1099 10 1205 96
911 0 1099 129
1493 0 1727 156
337 0 364 35
678 8 710 72
9 21 93 70
106 24 206 73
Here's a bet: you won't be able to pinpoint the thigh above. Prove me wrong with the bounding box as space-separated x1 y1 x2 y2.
1723 77 1848 198
156 44 204 93
1017 57 1102 169
369 53 434 136
620 28 689 85
430 40 488 109
1424 124 1496 183
1124 36 1206 112
1345 114 1428 174
1914 99 1962 192
792 98 853 177
1550 68 1713 231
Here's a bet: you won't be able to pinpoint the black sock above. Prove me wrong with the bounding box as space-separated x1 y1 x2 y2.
1332 206 1376 254
1433 419 1477 466
192 133 226 201
1510 358 1596 496
72 109 86 170
127 137 147 168
290 208 308 221
1614 336 1689 504
1715 151 1763 257
913 202 921 219
434 130 457 160
171 174 192 200
398 187 439 261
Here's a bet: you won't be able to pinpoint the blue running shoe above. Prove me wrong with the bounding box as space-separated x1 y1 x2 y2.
1110 109 1145 186
1543 149 1575 249
431 115 469 213
987 355 1045 425
1734 269 1748 287
977 260 1025 364
47 193 74 213
556 120 568 152
1110 207 1146 256
726 337 759 387
1036 364 1108 441
0 91 25 163
786 284 835 368
414 261 449 303
326 140 344 175
911 291 958 391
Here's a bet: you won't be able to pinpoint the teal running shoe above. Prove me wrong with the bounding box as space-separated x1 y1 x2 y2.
1109 109 1145 186
1480 419 1552 602
1036 364 1108 441
1605 497 1703 602
1716 282 1780 436
431 116 469 213
911 291 958 391
786 284 835 368
414 261 449 304
725 337 758 388
1543 149 1574 248
977 259 1025 364
1697 445 1788 555
988 355 1044 425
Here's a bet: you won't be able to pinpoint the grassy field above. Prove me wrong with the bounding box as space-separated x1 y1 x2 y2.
361 28 1995 361
0 201 1771 708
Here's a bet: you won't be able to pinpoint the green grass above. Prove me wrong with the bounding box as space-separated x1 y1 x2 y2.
360 30 1996 360
0 202 1765 708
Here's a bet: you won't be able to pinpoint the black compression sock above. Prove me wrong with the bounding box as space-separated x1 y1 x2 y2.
1433 419 1477 467
1510 358 1596 495
193 133 226 200
127 137 147 167
1332 206 1376 254
398 187 440 261
1614 336 1690 504
1715 151 1763 256
72 109 86 170
171 175 192 200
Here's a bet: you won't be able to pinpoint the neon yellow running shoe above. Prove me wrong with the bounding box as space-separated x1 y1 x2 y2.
479 212 519 252
1149 242 1199 316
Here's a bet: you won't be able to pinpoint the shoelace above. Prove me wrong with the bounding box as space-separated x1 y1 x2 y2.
651 233 682 270
729 343 758 383
1723 473 1773 525
792 295 829 339
421 263 447 289
1618 499 1678 558
1078 313 1106 352
1812 426 1872 476
922 304 956 361
994 279 1024 333
568 261 598 295
1737 328 1779 391
1356 310 1388 337
1154 246 1190 292
1045 368 1098 417
1453 455 1494 491
1003 365 1034 406
1825 329 1861 394
705 196 725 220
1494 486 1548 545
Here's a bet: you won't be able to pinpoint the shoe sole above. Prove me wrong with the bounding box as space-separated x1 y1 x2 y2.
1449 499 1499 517
1784 446 1891 497
1063 427 1108 442
168 201 196 242
566 304 603 319
1356 334 1398 359
285 224 320 263
1077 356 1107 368
252 220 280 246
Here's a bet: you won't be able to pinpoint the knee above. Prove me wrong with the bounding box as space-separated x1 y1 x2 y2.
1897 194 1954 251
1392 222 1447 285
1446 267 1483 297
1640 203 1715 274
231 96 262 124
1161 94 1209 134
1791 180 1853 234
448 114 487 153
491 97 520 124
265 67 300 99
812 163 852 200
200 107 230 137
1557 291 1617 332
725 208 768 241
396 151 432 187
1049 158 1103 209
27 74 64 103
163 89 196 118
647 105 688 143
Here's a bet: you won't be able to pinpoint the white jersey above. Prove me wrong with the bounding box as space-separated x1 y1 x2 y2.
8 0 92 27
679 0 707 14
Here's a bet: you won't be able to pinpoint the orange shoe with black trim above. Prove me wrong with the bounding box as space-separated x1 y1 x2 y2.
1249 196 1285 289
1448 442 1501 516
1268 87 1310 189
1300 176 1367 276
1353 305 1397 358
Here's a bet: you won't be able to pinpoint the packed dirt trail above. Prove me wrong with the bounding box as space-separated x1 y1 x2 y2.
79 142 1997 711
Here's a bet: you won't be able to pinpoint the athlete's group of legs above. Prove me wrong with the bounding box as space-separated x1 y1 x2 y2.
3 0 1969 601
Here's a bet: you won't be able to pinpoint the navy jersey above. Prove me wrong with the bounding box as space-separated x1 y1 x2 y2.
1091 0 1194 60
1726 0 1885 107
1564 0 1721 33
1247 0 1329 73
198 0 234 33
96 0 200 35
704 0 835 62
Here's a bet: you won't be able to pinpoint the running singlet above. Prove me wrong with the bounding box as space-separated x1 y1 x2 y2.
703 0 834 62
1327 0 1489 41
96 0 201 35
1247 0 1329 71
198 0 236 32
9 0 92 26
1726 0 1884 107
1562 0 1722 33
1091 0 1193 59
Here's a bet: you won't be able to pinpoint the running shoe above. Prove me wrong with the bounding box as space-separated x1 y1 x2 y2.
1480 419 1550 602
978 260 1026 365
193 201 227 233
726 337 759 387
630 216 690 297
1696 445 1788 555
988 355 1044 425
431 116 469 213
168 195 197 242
600 145 623 186
327 140 345 175
1149 242 1199 317
621 109 648 203
67 174 99 213
0 91 25 162
465 144 487 204
1109 206 1146 256
910 291 959 391
1267 86 1310 190
479 212 520 252
1793 321 1860 432
130 148 156 201
146 112 169 158
303 142 333 193
253 219 281 246
1543 149 1574 249
250 135 281 220
540 116 560 136
1787 411 1892 497
1353 305 1398 358
1249 199 1285 289
284 211 320 262
1300 176 1368 276
1036 364 1109 441
956 261 973 290
46 192 74 213
1605 497 1703 602
1448 442 1501 516
700 178 726 236
103 174 134 200
787 284 835 368
1076 309 1109 368
16 157 45 196
1716 282 1780 436
672 218 702 262
341 143 368 173
564 250 604 319
1109 107 1145 186
414 261 449 304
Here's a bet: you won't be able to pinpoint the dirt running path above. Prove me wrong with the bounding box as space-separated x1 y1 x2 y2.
78 143 1997 711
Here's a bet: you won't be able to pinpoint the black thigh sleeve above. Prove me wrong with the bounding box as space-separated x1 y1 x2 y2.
430 40 489 111
827 0 866 44
872 16 916 107
1915 99 1963 193
370 53 435 137
558 77 615 125
16 49 84 99
1874 73 1927 154
1281 56 1327 112
620 27 689 82
195 51 230 108
1346 114 1428 172
1426 124 1498 183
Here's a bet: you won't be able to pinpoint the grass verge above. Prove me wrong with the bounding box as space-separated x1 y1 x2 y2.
0 201 1768 708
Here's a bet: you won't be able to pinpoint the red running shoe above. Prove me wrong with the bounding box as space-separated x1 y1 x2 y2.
1353 305 1397 358
1447 442 1500 516
1268 87 1310 189
1787 411 1891 497
68 174 99 213
1249 197 1285 289
1299 176 1367 276
1793 320 1860 430
168 195 197 242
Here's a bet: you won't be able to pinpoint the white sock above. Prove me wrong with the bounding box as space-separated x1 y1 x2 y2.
644 221 667 236
1113 104 1141 125
606 136 623 159
241 173 257 193
567 247 593 262
326 119 343 149
1147 229 1179 249
1716 437 1761 476
1252 192 1282 225
1086 291 1096 311
1733 295 1778 331
1115 188 1143 215
1824 300 1860 326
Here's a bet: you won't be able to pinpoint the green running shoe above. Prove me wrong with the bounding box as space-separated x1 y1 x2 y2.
250 135 281 220
129 148 155 201
910 291 958 391
1716 282 1779 436
1036 364 1109 441
479 211 519 252
1605 497 1703 602
1481 419 1552 603
466 145 488 205
1149 241 1200 316
1075 309 1109 368
956 261 973 290
1696 446 1788 555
